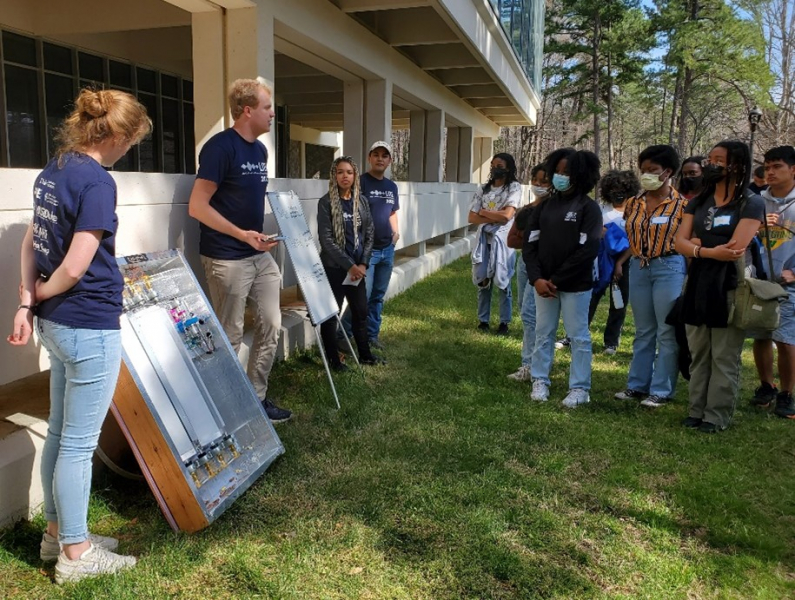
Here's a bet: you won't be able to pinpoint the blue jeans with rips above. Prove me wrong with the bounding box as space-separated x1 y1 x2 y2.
37 318 122 544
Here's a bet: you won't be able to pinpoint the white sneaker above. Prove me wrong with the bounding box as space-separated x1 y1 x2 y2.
604 346 617 355
531 380 550 401
562 388 590 408
55 544 137 584
507 365 532 382
41 532 119 562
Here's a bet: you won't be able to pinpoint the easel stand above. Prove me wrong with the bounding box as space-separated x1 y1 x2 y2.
313 313 363 410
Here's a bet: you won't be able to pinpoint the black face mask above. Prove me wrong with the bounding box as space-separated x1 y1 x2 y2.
491 168 509 180
701 164 726 184
679 176 703 194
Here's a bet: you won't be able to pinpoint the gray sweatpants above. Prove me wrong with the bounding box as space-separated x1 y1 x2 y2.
685 322 746 429
201 252 282 398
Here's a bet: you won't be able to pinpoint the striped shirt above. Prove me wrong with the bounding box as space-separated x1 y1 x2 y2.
624 189 688 268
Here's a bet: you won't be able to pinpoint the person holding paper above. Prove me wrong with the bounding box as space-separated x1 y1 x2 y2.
317 156 382 370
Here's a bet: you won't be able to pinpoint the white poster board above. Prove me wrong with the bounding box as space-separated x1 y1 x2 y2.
267 191 339 325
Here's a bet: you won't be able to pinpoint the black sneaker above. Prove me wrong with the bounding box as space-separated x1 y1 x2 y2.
369 337 386 351
360 355 386 366
698 421 720 433
477 321 490 332
555 337 571 350
681 416 702 428
261 398 292 424
615 389 646 401
331 362 349 373
750 382 778 408
497 323 509 336
774 391 795 419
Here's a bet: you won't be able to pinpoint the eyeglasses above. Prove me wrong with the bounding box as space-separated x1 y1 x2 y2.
704 205 718 230
701 158 726 168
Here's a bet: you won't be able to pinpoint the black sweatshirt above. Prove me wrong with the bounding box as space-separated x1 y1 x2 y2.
523 192 603 293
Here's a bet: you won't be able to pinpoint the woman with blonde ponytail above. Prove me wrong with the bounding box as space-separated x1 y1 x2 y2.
317 156 382 370
7 89 150 584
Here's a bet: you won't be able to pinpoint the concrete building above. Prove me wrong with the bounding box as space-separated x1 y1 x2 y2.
0 0 543 525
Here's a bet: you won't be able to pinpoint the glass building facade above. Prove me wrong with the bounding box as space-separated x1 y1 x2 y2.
487 0 545 92
0 28 195 173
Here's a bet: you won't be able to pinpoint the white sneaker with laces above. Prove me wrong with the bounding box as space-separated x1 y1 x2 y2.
55 544 136 584
562 388 590 408
507 365 532 382
531 380 550 401
41 532 119 562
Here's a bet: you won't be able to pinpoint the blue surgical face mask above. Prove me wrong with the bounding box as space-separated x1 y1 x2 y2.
552 173 571 192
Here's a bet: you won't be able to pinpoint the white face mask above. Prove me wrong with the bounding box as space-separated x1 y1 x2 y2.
531 185 550 198
640 172 666 191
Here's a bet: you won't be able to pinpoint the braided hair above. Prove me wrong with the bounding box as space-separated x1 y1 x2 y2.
328 156 361 251
692 140 751 208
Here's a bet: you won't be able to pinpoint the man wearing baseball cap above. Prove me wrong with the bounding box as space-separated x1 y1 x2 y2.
341 140 400 350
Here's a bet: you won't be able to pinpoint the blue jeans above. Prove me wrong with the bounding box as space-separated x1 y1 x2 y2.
520 279 536 366
37 318 122 544
341 244 395 340
532 289 593 389
477 281 513 324
516 252 528 312
626 255 685 397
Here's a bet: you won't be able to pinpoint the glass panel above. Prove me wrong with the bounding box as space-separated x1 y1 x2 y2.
183 102 195 174
138 93 159 172
137 67 157 93
109 60 132 88
2 31 37 67
43 42 73 75
113 147 136 172
161 98 181 173
78 52 104 82
161 74 179 98
182 79 193 102
5 65 42 167
44 73 75 160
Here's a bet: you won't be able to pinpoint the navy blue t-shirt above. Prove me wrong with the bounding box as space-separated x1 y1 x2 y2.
341 198 364 264
196 128 269 259
33 154 123 329
360 173 399 249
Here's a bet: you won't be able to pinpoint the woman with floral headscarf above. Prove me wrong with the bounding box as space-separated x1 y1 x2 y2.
317 156 382 370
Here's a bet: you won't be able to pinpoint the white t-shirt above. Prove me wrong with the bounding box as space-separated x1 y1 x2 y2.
602 206 625 228
469 181 523 214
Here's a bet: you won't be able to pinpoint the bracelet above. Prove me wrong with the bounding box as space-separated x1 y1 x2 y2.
695 246 702 258
17 304 36 312
692 245 699 258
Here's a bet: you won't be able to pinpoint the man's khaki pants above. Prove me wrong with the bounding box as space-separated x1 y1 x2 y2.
201 253 281 399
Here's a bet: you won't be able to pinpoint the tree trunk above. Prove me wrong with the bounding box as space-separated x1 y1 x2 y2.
606 48 615 169
677 66 693 155
592 12 601 157
669 70 682 145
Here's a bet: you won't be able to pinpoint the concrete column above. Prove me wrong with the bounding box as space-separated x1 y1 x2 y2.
191 10 225 159
445 126 459 183
365 79 392 146
458 127 474 183
343 80 365 168
472 136 494 183
254 8 276 177
409 110 426 182
424 109 444 183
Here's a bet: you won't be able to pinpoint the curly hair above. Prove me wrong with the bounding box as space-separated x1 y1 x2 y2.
638 144 680 173
599 170 640 205
55 88 151 161
483 152 518 193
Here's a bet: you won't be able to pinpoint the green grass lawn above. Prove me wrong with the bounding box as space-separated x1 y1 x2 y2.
2 256 794 599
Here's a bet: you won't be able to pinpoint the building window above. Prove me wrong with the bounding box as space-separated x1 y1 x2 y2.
0 28 195 173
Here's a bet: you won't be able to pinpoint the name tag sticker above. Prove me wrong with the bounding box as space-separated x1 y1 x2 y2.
579 233 587 245
714 215 732 227
651 216 669 225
